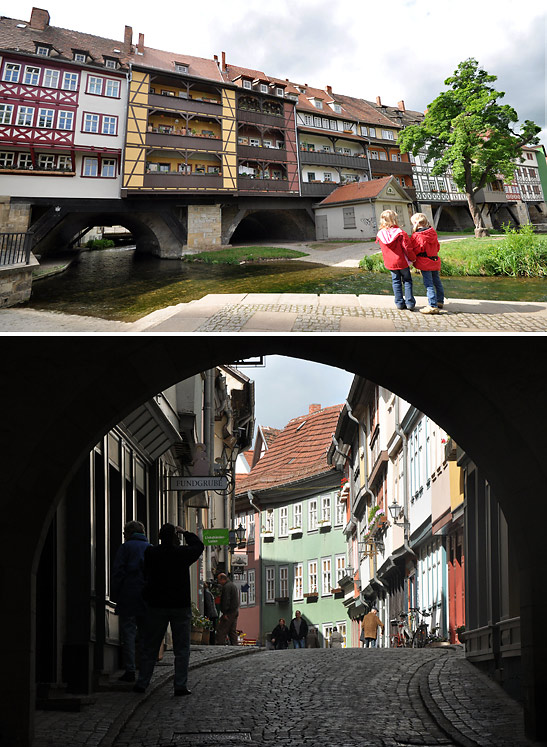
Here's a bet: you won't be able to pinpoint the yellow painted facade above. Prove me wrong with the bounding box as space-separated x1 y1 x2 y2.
449 461 464 511
123 70 149 190
221 88 237 191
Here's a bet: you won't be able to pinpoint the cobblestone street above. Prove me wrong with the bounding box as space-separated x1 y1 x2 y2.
33 646 533 747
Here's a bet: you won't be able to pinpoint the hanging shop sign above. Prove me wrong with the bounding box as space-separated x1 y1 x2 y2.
167 475 228 491
203 528 230 546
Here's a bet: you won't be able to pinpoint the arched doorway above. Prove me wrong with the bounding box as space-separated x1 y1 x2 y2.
1 337 545 746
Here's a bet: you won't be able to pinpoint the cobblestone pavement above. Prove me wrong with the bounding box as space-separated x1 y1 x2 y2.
33 646 533 747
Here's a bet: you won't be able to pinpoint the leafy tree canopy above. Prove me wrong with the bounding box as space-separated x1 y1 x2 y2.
398 58 541 196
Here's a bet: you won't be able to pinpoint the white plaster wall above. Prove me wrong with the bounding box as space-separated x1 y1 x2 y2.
315 202 377 240
75 71 127 151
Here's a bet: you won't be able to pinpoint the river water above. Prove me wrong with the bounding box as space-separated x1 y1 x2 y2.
27 245 547 322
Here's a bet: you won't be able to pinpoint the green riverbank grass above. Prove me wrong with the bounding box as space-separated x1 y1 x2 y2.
183 246 309 265
360 225 547 278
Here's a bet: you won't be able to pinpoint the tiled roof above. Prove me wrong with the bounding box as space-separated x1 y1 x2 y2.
0 13 130 68
134 47 223 81
261 426 281 448
330 92 403 129
236 404 343 495
318 176 394 206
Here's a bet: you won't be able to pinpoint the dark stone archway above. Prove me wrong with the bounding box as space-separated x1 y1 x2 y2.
0 337 546 746
229 209 315 244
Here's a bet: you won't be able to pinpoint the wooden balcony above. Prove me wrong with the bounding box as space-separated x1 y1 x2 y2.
146 132 223 151
301 182 338 198
238 144 288 162
238 176 292 192
300 150 368 170
149 92 221 116
237 108 286 128
143 173 223 190
369 158 414 176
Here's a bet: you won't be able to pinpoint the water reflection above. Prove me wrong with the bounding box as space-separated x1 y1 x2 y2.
27 245 547 322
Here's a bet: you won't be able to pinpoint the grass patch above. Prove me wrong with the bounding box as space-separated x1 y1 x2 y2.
359 225 547 278
182 246 309 265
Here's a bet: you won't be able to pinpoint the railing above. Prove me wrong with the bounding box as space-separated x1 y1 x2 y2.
0 232 33 266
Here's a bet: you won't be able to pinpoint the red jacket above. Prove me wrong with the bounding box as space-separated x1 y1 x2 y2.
375 227 415 270
410 227 441 271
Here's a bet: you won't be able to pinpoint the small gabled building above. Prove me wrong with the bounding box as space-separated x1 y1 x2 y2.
314 175 413 240
236 404 348 647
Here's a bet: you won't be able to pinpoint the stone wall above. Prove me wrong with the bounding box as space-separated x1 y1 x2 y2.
0 197 31 233
187 204 222 249
0 254 39 307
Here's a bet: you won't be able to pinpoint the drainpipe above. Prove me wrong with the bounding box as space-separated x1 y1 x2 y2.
203 369 216 585
394 395 416 610
247 490 262 642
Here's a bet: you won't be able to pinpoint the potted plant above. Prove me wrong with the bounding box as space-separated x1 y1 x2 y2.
455 625 466 643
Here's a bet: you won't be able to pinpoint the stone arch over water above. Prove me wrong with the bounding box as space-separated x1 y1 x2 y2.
228 208 315 244
1 337 545 745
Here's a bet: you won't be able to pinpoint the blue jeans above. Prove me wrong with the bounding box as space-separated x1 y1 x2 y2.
390 268 415 309
119 615 145 673
364 638 377 648
420 270 444 307
293 638 305 649
136 606 191 690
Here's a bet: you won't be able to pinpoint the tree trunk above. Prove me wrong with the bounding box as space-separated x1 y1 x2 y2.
466 192 489 237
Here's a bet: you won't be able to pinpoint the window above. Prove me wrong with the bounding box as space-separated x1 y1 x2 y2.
88 77 103 95
62 72 79 91
24 67 40 86
323 172 332 182
175 63 189 74
259 84 268 93
321 557 332 595
0 104 14 124
38 154 56 170
105 59 118 70
279 566 288 598
276 88 284 97
308 560 318 594
105 79 120 97
332 104 341 113
43 69 59 88
83 113 99 133
314 100 323 110
37 109 55 128
58 155 72 170
391 153 402 162
36 46 50 56
342 121 353 131
18 153 32 169
382 129 395 140
58 111 74 130
335 497 345 526
308 499 317 531
279 506 288 536
3 63 20 82
293 503 302 529
0 152 15 168
264 508 274 534
293 562 303 599
335 554 346 585
73 52 87 63
101 159 116 178
102 115 117 135
361 125 368 136
321 494 331 524
83 157 98 177
307 172 316 182
343 206 356 229
248 568 256 605
249 138 260 147
379 151 387 160
265 567 275 602
243 80 252 90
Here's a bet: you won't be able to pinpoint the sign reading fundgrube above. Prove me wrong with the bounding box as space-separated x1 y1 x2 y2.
167 475 228 491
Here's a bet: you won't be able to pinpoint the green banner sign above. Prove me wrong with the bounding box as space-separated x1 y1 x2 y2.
203 528 230 546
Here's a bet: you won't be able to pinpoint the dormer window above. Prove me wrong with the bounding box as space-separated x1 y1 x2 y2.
104 58 118 70
259 83 268 93
242 79 252 89
275 87 284 97
331 103 342 113
73 51 88 63
36 45 50 56
313 99 323 110
175 62 189 74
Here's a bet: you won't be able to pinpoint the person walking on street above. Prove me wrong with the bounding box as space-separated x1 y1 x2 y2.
361 607 385 648
215 572 240 645
203 582 218 645
271 618 291 650
289 609 308 649
133 524 204 696
111 520 150 682
330 626 344 648
306 627 320 648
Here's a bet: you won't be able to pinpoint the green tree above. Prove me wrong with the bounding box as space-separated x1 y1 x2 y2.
398 59 541 237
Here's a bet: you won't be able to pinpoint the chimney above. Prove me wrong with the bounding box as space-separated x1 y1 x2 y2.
376 95 382 107
222 51 226 71
398 100 405 112
326 85 332 95
309 404 322 415
138 33 145 52
29 7 50 30
124 25 133 52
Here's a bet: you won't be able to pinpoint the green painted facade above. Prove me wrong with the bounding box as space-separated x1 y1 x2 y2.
260 487 350 647
534 146 547 203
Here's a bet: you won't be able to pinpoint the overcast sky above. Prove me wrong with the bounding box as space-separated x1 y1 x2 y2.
236 355 354 431
14 0 547 148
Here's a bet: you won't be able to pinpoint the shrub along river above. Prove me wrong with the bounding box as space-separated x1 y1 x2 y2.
27 245 547 322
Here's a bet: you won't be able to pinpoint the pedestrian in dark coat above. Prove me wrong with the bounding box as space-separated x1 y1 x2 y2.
215 572 240 645
133 524 204 696
289 610 309 648
271 618 291 650
203 582 218 644
111 520 150 682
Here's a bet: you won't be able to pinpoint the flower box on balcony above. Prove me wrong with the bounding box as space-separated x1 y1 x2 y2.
275 596 289 603
304 592 318 600
289 526 302 536
330 587 343 596
318 520 331 531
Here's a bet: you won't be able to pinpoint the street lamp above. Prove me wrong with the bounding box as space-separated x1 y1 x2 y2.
388 499 407 527
235 523 246 546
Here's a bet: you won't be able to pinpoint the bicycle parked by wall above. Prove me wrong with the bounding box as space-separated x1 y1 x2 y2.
410 608 442 648
390 612 411 647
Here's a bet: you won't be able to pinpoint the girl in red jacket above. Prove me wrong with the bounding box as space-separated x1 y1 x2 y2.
375 210 416 310
410 213 445 314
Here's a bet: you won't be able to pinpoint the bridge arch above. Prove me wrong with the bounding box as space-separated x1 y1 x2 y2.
1 337 545 745
227 208 315 244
